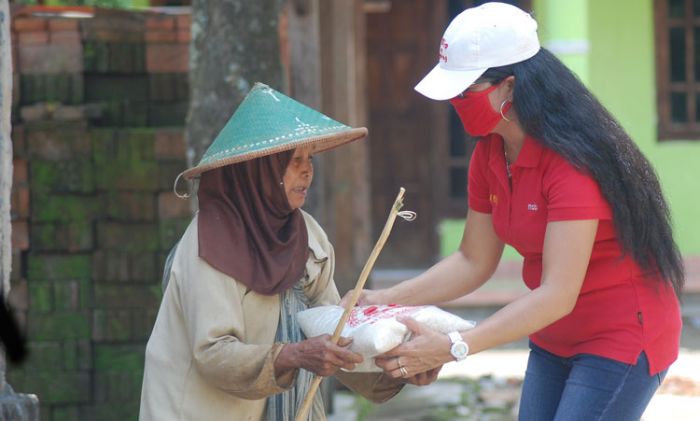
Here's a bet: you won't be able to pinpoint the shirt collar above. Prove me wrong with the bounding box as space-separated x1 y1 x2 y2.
515 135 544 168
487 134 543 169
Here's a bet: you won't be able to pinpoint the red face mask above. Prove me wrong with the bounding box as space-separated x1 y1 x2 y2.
449 83 511 137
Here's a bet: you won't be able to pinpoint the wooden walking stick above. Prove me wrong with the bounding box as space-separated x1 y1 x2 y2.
295 187 413 421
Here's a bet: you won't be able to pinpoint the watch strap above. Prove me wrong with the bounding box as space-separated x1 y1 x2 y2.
448 331 462 344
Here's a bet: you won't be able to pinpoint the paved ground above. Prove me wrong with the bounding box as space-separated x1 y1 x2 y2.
330 348 700 420
329 297 700 421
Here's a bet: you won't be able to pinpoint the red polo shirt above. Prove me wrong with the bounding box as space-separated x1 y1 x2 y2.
468 134 681 375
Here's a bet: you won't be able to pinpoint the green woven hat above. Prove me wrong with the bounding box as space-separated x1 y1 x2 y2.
180 82 367 180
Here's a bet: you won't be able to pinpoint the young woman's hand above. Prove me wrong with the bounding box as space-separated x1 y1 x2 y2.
275 335 363 377
375 317 452 380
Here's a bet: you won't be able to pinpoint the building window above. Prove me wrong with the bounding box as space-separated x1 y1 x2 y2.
655 0 700 139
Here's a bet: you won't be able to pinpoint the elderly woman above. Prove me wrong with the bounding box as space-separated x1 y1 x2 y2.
139 84 409 420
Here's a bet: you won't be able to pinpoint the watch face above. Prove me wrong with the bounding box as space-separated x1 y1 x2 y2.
451 342 468 359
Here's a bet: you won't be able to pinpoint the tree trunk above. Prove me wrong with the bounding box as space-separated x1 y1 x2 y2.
186 0 284 165
317 0 371 296
285 0 372 296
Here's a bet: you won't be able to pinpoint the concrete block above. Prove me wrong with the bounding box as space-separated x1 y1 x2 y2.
50 30 81 45
147 101 187 126
27 253 92 281
19 43 83 74
53 280 82 311
17 31 49 46
28 281 52 313
146 16 175 31
10 185 30 220
26 122 91 160
31 222 94 252
28 311 91 342
93 284 160 310
92 309 132 341
30 160 95 194
13 18 47 32
31 192 99 223
153 128 185 160
11 220 29 250
146 43 188 73
145 31 176 43
97 223 160 252
48 19 80 32
157 191 190 219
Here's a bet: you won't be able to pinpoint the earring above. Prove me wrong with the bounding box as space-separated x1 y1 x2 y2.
500 99 511 122
279 181 284 186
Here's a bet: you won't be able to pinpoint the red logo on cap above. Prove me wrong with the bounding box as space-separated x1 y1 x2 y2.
439 38 448 63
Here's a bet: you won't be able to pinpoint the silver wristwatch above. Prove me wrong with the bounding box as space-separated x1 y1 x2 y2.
447 331 469 361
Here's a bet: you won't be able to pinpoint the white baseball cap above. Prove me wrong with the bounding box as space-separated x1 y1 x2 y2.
415 2 540 100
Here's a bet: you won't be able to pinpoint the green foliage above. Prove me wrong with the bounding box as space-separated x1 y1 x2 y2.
352 395 376 421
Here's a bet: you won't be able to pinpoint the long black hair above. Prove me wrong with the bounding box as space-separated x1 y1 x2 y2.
482 49 685 297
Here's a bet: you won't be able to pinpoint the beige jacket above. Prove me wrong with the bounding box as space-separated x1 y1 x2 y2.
139 211 402 420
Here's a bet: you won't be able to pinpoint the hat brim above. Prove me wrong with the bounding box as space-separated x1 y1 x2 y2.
180 127 368 180
414 63 487 100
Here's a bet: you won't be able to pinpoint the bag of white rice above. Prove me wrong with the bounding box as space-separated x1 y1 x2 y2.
296 304 475 372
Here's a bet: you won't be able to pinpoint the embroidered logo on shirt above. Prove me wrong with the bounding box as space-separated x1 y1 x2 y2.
527 203 538 211
489 194 498 205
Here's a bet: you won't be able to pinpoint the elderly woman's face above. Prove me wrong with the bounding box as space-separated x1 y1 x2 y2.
283 147 314 209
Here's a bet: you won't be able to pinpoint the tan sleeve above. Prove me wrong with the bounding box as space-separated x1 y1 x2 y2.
173 228 292 400
303 220 342 307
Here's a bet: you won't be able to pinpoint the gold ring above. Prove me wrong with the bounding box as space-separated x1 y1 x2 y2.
399 366 408 377
397 357 402 369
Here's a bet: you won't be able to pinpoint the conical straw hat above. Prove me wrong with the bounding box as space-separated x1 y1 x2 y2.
180 82 367 180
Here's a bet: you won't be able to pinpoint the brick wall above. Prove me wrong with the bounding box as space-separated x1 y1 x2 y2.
7 7 192 420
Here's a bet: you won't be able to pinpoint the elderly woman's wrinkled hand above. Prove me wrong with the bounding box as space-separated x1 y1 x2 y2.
338 288 386 308
403 366 442 386
276 335 363 377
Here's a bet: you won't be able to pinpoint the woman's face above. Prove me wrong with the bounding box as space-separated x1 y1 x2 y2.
463 77 514 110
283 147 314 210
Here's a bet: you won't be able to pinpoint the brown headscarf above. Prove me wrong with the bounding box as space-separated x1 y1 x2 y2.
197 150 309 295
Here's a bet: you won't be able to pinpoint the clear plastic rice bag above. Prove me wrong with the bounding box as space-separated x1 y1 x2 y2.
296 304 476 372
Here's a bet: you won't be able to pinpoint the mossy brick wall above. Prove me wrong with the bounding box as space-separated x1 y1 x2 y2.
7 8 192 421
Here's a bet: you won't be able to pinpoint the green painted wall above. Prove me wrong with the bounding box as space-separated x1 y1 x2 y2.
441 0 700 258
586 0 700 256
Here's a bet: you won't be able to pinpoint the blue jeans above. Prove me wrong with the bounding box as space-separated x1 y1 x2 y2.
518 342 666 421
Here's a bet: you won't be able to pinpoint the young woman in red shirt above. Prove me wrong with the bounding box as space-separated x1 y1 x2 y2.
343 3 684 420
